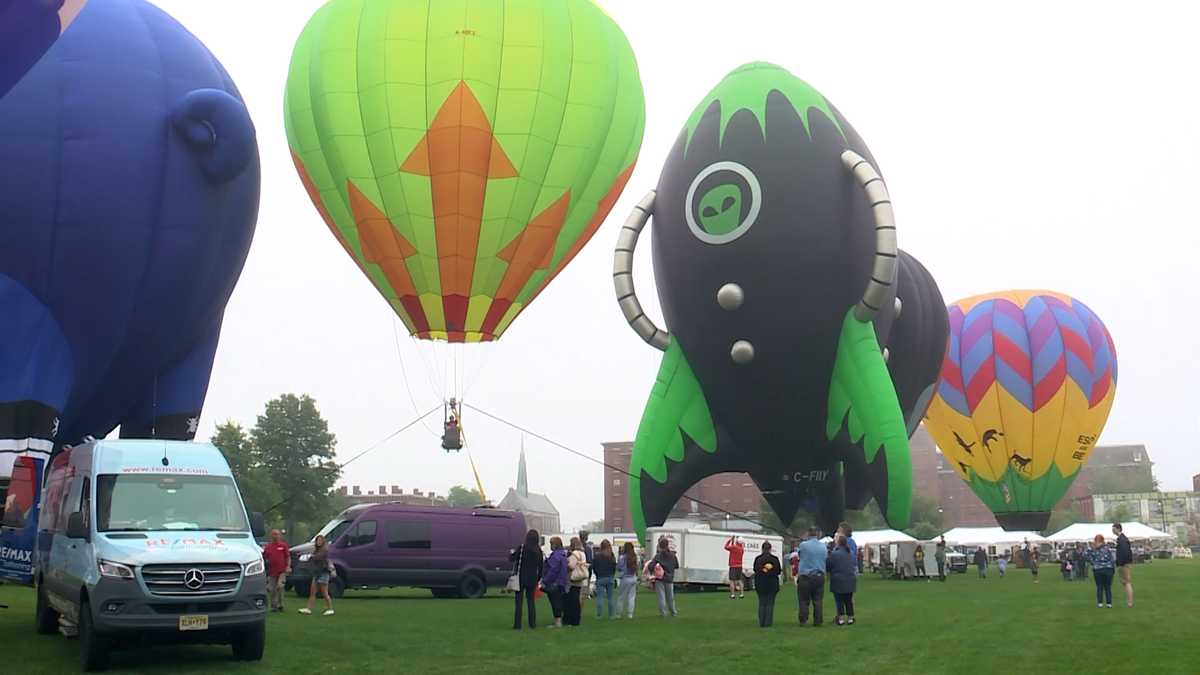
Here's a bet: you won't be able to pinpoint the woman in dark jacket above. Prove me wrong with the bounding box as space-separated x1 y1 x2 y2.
752 541 782 627
541 536 569 628
827 535 857 626
510 529 544 629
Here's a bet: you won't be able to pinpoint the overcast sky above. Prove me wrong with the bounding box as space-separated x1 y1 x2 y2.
151 0 1200 530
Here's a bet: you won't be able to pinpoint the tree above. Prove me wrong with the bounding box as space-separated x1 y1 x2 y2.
845 501 887 531
579 519 605 534
446 485 483 508
1108 503 1133 523
210 421 281 521
1045 503 1087 535
907 496 945 533
251 394 340 539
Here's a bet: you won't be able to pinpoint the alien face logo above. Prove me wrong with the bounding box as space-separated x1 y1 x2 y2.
685 161 761 245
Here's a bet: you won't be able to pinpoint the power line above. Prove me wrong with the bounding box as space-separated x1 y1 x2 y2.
263 405 441 514
461 403 800 540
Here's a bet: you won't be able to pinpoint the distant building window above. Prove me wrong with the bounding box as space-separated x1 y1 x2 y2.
1133 454 1142 462
613 479 621 486
720 483 732 487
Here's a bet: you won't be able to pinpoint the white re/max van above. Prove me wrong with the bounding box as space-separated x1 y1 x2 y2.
29 439 267 671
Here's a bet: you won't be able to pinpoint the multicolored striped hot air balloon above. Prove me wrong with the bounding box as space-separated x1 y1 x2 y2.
285 0 645 343
923 290 1118 531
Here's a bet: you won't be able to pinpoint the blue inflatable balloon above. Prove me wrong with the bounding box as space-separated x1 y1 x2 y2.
0 0 260 466
0 0 88 99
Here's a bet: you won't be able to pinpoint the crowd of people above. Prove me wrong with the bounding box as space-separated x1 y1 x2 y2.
506 523 866 630
252 521 1138 632
508 530 681 629
960 525 1136 608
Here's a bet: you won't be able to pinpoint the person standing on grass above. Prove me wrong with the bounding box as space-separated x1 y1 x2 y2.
914 545 928 580
592 539 617 619
542 536 569 628
564 537 589 626
1113 523 1134 607
1085 534 1116 608
300 534 334 616
827 535 857 626
796 528 827 626
580 530 595 600
837 523 858 573
753 541 782 627
1029 546 1040 584
973 546 987 579
262 529 291 613
996 553 1007 578
935 537 947 581
616 541 639 619
725 535 746 599
510 529 544 630
651 537 680 617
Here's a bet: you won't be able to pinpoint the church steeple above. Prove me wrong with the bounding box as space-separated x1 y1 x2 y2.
517 437 529 498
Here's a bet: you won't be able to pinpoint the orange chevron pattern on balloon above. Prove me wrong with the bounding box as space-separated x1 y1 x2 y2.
284 0 645 343
923 290 1117 531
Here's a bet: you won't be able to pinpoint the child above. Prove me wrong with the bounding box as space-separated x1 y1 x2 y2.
997 554 1007 577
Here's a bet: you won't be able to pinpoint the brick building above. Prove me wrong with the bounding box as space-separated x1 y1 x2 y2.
604 432 1157 532
602 442 763 533
336 484 447 507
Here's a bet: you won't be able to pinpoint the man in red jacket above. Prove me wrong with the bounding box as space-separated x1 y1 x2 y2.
262 529 292 613
725 536 746 599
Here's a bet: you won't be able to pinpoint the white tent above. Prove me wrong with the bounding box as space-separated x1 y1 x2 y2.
1046 522 1175 543
850 529 918 545
820 529 917 545
939 527 1046 547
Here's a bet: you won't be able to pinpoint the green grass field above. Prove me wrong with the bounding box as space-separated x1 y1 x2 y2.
2 560 1196 674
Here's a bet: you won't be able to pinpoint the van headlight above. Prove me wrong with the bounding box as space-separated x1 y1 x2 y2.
98 560 135 580
244 559 265 576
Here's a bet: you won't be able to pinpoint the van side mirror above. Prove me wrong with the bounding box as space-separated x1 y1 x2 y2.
250 512 266 539
66 512 89 540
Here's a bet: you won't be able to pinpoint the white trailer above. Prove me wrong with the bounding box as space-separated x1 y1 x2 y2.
645 526 783 587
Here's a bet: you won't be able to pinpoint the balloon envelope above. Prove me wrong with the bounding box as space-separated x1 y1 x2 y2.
0 0 259 457
285 0 645 343
923 290 1118 530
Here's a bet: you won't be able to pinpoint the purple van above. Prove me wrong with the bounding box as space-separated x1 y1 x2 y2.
288 503 526 599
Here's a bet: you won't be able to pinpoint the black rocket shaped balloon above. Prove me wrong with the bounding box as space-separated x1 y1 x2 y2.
613 62 948 537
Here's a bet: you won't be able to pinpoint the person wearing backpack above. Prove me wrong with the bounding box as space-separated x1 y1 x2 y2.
649 537 679 617
565 537 589 626
509 529 544 629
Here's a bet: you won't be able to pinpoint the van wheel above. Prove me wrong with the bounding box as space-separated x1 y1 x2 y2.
79 600 110 672
231 622 266 661
293 580 310 598
35 581 59 635
457 572 486 600
327 576 345 599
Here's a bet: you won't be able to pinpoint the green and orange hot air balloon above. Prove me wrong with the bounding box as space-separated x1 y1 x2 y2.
285 0 645 343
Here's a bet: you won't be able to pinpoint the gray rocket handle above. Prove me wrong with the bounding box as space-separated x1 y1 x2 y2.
842 150 898 323
613 191 671 351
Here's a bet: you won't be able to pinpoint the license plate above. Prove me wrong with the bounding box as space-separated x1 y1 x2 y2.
179 615 209 631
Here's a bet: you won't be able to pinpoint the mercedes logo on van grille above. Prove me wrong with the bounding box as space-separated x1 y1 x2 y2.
183 568 205 590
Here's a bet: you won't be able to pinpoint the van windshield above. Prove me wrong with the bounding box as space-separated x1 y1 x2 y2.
96 474 248 532
313 517 354 543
